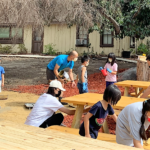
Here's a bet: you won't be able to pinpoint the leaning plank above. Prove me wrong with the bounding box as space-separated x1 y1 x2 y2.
0 120 137 150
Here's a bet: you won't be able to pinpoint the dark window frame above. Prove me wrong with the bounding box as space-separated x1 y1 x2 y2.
100 30 114 47
76 26 89 47
0 25 23 44
130 37 135 48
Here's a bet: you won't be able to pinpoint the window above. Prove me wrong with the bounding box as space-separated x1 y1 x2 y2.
100 30 114 47
0 26 23 44
130 37 135 48
76 26 89 47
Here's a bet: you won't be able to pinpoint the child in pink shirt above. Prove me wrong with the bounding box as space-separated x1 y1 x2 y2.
104 53 118 88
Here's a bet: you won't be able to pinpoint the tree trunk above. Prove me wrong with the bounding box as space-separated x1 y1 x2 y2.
137 59 150 81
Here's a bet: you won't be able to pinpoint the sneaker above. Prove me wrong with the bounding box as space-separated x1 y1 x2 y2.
60 123 67 127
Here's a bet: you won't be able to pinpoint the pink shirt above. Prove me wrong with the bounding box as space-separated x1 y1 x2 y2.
104 63 118 82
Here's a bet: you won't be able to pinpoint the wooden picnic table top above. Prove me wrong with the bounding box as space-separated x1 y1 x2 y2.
0 120 136 150
114 80 150 88
62 93 146 110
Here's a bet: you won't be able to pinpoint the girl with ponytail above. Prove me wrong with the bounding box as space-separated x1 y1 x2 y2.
116 100 150 149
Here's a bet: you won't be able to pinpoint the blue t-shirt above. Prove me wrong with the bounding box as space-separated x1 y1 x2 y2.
79 101 114 139
0 66 5 80
47 55 74 72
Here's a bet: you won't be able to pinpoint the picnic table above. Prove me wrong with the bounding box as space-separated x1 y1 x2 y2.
62 93 146 133
115 80 150 98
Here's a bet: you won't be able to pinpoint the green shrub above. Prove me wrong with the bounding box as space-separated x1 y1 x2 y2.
137 43 149 55
44 43 58 55
0 45 12 54
17 44 28 54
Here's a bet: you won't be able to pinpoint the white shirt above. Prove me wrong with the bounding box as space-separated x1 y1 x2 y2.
25 93 63 127
116 102 150 146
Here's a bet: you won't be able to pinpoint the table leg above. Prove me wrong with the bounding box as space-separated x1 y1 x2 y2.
135 88 144 98
124 87 129 96
102 120 109 134
135 87 139 97
71 105 84 129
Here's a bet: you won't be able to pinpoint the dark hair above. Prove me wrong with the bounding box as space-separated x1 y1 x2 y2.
146 55 150 61
106 53 116 66
103 84 121 105
139 99 150 140
81 55 90 63
47 87 55 96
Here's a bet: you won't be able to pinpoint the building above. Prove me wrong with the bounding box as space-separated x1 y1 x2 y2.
0 24 149 56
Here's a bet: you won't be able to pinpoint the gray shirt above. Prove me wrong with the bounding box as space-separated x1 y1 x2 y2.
116 102 150 146
78 65 87 83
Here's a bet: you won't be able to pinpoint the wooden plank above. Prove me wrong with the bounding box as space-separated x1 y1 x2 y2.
49 126 150 149
115 80 150 88
71 105 84 128
0 121 137 150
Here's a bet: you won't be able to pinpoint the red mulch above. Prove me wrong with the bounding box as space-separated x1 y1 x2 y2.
6 69 150 136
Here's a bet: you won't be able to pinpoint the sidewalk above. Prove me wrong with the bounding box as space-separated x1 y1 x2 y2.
0 54 56 59
0 54 137 63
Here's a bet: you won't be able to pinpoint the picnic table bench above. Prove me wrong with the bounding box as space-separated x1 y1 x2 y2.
49 125 150 150
0 120 137 150
115 80 150 98
62 93 146 132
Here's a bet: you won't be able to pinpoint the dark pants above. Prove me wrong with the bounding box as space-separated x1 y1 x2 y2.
106 81 116 88
39 113 64 128
77 83 88 94
46 67 56 80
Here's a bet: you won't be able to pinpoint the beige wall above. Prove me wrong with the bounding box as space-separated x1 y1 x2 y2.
44 24 76 53
1 25 32 53
1 24 150 56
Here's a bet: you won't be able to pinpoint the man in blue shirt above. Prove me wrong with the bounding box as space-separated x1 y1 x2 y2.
46 51 78 88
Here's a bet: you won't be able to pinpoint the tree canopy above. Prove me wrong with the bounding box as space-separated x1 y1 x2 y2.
0 0 150 39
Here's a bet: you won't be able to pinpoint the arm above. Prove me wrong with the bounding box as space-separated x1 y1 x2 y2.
68 68 76 87
83 107 92 113
81 67 86 83
110 64 117 75
84 112 93 138
59 107 75 115
140 86 150 98
1 74 4 86
133 139 144 149
111 114 117 122
111 71 117 75
68 68 74 81
54 64 64 82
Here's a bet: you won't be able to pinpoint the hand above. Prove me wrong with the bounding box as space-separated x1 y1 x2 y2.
99 67 103 71
106 68 112 73
1 82 4 87
72 81 76 88
85 134 91 138
82 82 86 90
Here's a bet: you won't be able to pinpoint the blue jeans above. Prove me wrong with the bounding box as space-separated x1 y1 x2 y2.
106 81 116 88
77 83 88 94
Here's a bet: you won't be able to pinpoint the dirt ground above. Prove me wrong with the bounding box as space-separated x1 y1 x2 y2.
1 57 136 88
